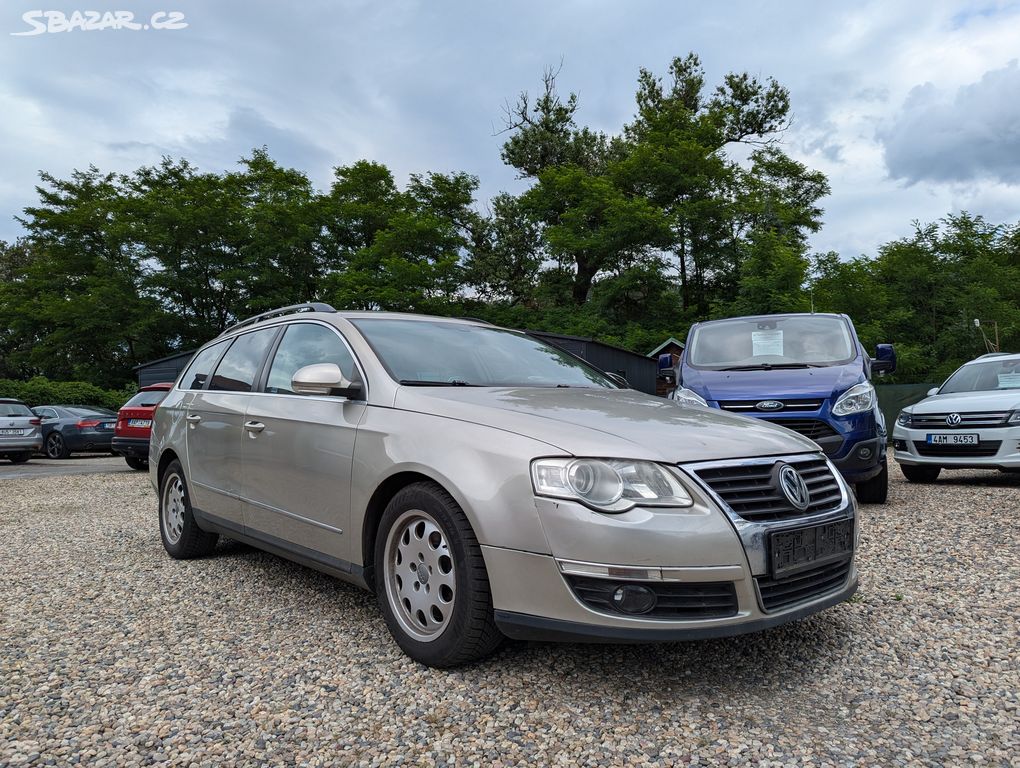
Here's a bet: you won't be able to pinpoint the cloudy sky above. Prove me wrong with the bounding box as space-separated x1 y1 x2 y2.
2 0 1019 257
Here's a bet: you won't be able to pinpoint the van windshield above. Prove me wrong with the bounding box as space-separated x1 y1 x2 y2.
688 316 855 370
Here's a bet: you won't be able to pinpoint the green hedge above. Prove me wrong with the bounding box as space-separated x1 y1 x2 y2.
0 377 137 411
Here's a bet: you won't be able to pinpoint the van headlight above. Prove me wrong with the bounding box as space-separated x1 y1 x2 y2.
832 382 875 416
531 458 694 513
896 410 911 426
672 387 708 407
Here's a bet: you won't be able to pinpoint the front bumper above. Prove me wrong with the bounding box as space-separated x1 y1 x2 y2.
112 436 150 459
481 455 858 641
892 424 1020 469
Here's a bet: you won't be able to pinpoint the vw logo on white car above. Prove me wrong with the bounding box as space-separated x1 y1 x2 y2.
778 464 811 510
945 413 962 426
756 400 784 411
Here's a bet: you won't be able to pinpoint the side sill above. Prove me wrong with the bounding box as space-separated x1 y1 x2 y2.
191 506 371 591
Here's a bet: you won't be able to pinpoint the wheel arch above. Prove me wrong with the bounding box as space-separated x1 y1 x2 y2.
156 448 181 487
360 470 461 591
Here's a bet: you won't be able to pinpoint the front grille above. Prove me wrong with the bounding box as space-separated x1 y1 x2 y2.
762 418 839 440
756 556 853 612
909 412 1010 428
566 576 738 619
692 457 843 522
913 440 1002 457
719 399 823 412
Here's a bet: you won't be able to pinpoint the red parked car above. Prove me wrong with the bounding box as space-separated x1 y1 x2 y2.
112 382 173 470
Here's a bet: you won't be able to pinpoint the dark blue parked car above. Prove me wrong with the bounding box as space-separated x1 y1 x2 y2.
31 405 118 459
674 313 895 503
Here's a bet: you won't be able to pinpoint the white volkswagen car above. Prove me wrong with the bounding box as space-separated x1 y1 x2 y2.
893 353 1020 481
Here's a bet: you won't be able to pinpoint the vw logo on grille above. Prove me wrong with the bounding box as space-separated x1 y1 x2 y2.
945 413 962 426
778 464 811 510
756 400 784 411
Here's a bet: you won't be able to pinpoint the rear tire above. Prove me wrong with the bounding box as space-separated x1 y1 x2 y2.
158 460 218 559
45 432 70 459
8 453 30 464
855 459 888 504
126 456 148 471
375 482 503 667
901 464 941 483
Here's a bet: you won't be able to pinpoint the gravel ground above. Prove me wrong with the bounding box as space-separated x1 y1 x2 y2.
1 464 1018 767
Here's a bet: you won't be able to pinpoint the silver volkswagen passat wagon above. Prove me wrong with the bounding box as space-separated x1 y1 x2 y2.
151 304 859 667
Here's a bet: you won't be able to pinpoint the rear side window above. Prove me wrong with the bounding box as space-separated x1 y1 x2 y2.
179 341 229 390
0 402 32 417
209 328 278 393
123 390 169 408
265 324 358 395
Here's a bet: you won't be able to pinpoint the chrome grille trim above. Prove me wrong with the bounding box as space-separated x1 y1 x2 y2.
719 399 824 412
909 412 1010 428
679 454 855 577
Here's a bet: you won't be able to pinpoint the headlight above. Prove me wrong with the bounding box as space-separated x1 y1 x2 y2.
672 387 708 407
896 410 911 426
531 458 694 513
832 382 875 416
1009 411 1020 424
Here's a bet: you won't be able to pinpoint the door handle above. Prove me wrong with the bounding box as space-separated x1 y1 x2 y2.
185 414 201 424
244 421 265 433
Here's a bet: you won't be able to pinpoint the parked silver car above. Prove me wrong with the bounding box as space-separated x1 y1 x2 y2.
0 398 43 463
893 352 1020 481
151 304 859 667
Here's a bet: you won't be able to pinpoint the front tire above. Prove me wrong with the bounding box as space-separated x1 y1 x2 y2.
45 432 70 459
901 464 941 483
375 482 503 667
126 456 148 471
855 459 888 504
158 460 218 559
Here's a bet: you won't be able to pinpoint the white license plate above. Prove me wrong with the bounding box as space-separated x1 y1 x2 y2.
0 428 24 436
128 419 151 428
926 433 979 445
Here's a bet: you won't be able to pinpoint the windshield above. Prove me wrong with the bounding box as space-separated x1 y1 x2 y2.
940 359 1020 394
123 390 169 408
0 402 32 417
688 315 855 369
351 319 616 388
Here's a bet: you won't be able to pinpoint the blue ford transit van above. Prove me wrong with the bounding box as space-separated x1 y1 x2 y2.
675 313 896 503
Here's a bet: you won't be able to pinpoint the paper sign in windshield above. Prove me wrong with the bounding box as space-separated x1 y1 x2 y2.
751 330 784 357
997 372 1020 388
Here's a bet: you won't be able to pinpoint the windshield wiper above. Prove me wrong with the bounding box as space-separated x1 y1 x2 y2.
399 379 479 387
718 363 827 371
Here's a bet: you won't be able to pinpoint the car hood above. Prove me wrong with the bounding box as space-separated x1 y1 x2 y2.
393 386 817 463
680 364 863 402
910 390 1020 414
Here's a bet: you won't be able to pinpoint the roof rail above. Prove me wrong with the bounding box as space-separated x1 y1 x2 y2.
976 351 1011 359
220 302 337 336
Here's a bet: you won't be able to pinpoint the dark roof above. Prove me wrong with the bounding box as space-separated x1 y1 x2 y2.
525 330 647 358
133 349 196 370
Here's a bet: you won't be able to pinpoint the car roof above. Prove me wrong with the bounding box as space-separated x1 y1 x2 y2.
0 398 26 404
965 352 1020 365
219 309 492 339
693 312 845 326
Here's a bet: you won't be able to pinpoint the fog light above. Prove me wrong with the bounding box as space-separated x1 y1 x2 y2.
893 439 907 450
611 584 657 614
857 446 873 460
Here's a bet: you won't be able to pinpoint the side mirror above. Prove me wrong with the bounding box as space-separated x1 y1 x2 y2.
927 387 940 397
292 363 362 399
872 343 896 375
604 371 630 389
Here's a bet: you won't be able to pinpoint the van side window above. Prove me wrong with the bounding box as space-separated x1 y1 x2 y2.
266 324 357 395
208 329 278 393
179 340 229 390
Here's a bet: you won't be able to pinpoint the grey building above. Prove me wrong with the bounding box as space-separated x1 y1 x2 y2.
134 350 194 387
527 331 658 395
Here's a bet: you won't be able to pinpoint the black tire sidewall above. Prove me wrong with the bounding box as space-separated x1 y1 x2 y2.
374 484 494 667
47 433 68 459
158 460 205 558
126 457 148 471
